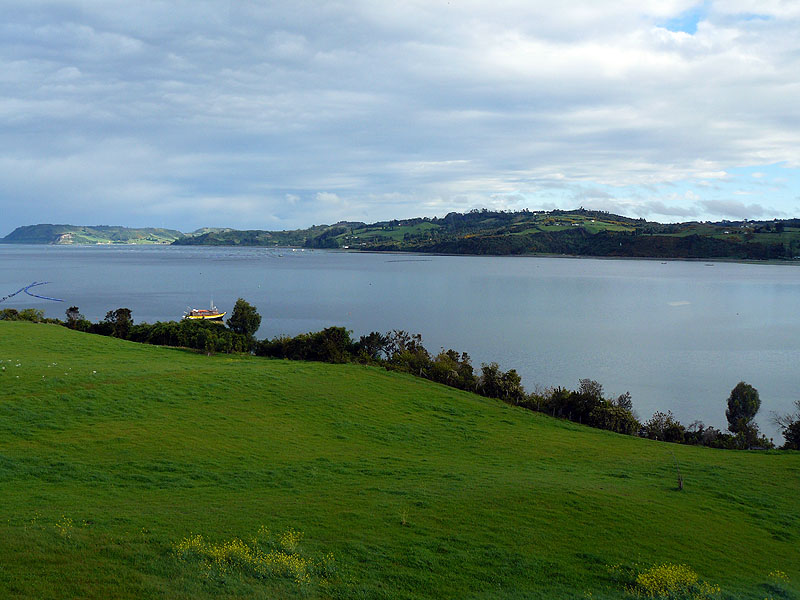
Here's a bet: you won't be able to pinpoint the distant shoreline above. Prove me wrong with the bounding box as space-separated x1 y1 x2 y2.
3 241 798 266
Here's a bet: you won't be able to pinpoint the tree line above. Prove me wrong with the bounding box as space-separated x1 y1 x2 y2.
2 300 797 450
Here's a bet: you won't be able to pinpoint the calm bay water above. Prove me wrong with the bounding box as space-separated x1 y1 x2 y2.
2 244 798 441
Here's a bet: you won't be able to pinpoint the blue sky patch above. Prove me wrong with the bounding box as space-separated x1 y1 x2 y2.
660 2 709 34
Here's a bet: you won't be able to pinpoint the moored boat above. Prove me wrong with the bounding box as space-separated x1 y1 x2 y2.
183 303 226 321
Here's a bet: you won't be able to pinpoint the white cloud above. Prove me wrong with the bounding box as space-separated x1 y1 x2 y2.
0 1 799 233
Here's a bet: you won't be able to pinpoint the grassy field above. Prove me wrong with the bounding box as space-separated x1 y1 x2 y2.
1 322 798 599
338 222 441 245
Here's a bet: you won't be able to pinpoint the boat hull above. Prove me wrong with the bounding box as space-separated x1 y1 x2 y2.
184 311 226 321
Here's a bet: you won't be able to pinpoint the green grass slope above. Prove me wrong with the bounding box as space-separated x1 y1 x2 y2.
1 322 798 599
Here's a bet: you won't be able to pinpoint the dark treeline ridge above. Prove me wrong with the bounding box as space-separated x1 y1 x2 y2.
170 208 800 261
2 302 796 450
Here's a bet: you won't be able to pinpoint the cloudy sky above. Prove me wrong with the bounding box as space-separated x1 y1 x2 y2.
1 0 799 235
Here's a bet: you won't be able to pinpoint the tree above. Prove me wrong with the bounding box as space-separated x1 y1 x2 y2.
783 420 800 450
478 362 503 399
385 330 424 358
357 331 390 361
613 391 633 412
773 399 800 449
65 306 83 327
726 381 760 434
103 308 132 338
226 298 261 338
578 378 603 401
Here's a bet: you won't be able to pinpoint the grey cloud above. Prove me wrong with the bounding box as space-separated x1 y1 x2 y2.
571 187 616 201
699 200 768 219
640 201 700 218
1 1 799 233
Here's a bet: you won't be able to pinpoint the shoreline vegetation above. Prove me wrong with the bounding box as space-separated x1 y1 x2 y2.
3 300 796 450
4 208 800 261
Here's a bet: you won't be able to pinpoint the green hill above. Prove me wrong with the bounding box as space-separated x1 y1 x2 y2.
7 211 800 258
1 224 184 245
0 322 798 599
172 209 800 260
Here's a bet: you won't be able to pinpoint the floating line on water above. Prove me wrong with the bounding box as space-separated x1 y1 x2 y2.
0 285 28 303
0 281 64 303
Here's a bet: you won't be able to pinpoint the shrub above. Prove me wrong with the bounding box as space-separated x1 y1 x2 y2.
174 526 335 587
428 349 477 392
588 402 641 435
633 563 721 599
642 411 686 444
126 320 250 354
256 327 356 363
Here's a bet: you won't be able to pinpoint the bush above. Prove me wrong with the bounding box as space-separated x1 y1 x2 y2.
127 320 251 354
588 402 641 435
634 563 721 599
428 350 477 392
256 327 356 363
478 363 525 404
0 308 45 322
642 411 686 443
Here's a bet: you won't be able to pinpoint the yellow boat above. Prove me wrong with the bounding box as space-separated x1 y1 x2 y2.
183 303 226 321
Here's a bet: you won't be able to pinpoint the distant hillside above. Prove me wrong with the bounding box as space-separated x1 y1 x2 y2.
172 222 365 247
174 209 800 260
8 210 800 259
1 224 184 245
